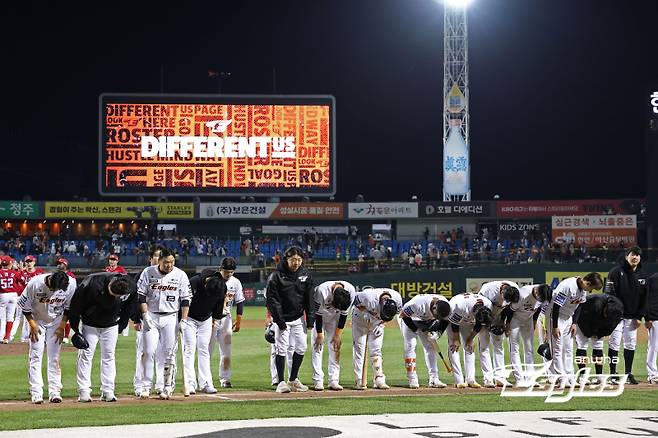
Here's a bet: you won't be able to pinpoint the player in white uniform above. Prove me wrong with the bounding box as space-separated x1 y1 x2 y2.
399 294 451 388
310 280 356 391
446 292 493 388
477 281 520 387
507 284 551 387
137 247 191 399
547 273 603 386
351 288 402 390
209 257 245 388
17 271 74 404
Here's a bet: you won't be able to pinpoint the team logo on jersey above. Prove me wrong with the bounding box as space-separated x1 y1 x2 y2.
299 275 309 282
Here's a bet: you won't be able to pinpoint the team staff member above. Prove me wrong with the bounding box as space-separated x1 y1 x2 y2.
105 254 127 274
573 293 624 385
182 269 226 395
13 256 44 342
0 256 22 343
310 280 356 391
646 272 658 384
209 257 245 388
17 271 73 404
548 273 603 387
604 246 647 384
399 294 451 389
67 272 137 402
351 288 403 390
137 247 191 400
266 246 314 394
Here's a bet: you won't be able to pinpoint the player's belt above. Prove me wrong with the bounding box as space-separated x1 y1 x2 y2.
154 311 177 315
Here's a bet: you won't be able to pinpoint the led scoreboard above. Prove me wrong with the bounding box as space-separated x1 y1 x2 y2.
99 94 335 196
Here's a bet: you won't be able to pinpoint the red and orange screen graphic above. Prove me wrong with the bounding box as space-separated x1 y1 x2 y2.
103 103 331 191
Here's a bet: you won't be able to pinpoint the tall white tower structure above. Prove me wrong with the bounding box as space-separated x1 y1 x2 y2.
442 0 471 201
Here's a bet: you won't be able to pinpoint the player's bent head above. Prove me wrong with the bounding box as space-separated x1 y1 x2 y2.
431 299 451 319
582 272 603 291
474 305 492 328
47 270 70 291
221 257 237 271
331 286 351 311
205 275 223 293
109 276 132 296
502 285 520 304
535 284 552 302
380 297 398 322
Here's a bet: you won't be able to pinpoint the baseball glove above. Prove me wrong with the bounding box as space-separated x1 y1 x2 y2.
71 332 89 350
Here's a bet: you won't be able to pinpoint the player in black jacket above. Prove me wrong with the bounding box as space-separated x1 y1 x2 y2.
66 272 137 402
603 246 648 384
573 294 623 384
266 246 314 393
646 273 658 384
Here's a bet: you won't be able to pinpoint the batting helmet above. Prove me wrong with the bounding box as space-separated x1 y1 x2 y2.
264 324 275 344
380 298 398 322
537 342 552 360
71 332 89 350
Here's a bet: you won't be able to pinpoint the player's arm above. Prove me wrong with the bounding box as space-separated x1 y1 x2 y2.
179 275 191 321
303 272 315 329
232 280 245 332
265 273 286 330
19 284 40 342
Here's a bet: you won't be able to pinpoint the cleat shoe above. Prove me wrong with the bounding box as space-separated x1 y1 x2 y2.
155 388 163 396
139 389 150 399
134 389 141 397
1 339 8 344
200 386 217 394
408 378 420 389
481 380 494 388
220 380 232 388
354 379 367 390
429 379 447 388
62 338 70 344
276 381 291 393
49 393 62 403
648 377 658 385
289 379 309 392
78 391 92 403
328 381 343 391
101 391 117 402
374 376 390 390
32 394 44 404
313 381 324 391
159 389 171 400
627 374 639 385
455 383 468 389
495 378 512 387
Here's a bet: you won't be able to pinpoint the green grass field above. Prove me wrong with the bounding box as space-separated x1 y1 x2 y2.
1 306 656 430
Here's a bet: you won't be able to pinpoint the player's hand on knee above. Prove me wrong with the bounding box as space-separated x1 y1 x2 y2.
449 339 460 353
372 324 384 337
646 320 653 330
142 313 154 331
29 326 41 343
54 326 65 344
631 319 640 329
314 332 324 352
552 327 561 338
331 335 342 352
569 324 577 337
465 340 474 353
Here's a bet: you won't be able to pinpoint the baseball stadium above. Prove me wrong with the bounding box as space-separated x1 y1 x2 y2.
3 1 658 437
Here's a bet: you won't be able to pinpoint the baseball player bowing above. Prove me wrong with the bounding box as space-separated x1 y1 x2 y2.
399 294 452 389
137 247 192 399
209 257 245 388
446 292 493 388
66 272 137 402
507 284 552 387
477 281 520 387
351 287 402 390
266 246 314 394
17 271 74 404
547 273 603 387
182 269 227 395
573 293 623 385
311 280 356 391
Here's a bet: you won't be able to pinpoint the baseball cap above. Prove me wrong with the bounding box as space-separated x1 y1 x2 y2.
57 257 69 266
24 255 36 262
0 256 10 266
109 254 119 261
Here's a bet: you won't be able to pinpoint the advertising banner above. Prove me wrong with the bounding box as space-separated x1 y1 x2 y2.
348 203 418 219
200 203 277 219
270 203 344 220
100 94 335 196
497 199 644 218
390 280 454 300
551 215 637 247
45 202 193 219
0 201 41 219
420 201 493 217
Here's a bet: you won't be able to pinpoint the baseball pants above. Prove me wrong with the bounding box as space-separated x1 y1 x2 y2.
509 315 535 383
181 317 213 391
447 323 490 385
479 331 506 382
575 327 604 350
134 325 170 392
274 317 307 356
270 342 295 384
10 305 25 341
141 312 177 392
28 320 64 398
547 311 575 381
311 315 342 385
210 315 235 383
0 292 18 340
77 324 119 394
647 321 658 380
398 317 439 384
609 319 638 351
351 310 385 384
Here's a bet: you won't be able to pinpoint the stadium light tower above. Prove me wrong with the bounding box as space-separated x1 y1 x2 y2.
442 0 471 201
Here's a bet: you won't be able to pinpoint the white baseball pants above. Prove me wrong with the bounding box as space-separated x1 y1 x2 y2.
76 324 119 393
509 315 535 383
398 318 439 383
181 316 213 391
0 292 18 339
274 317 307 356
575 327 604 350
609 319 638 351
351 309 385 384
210 316 234 382
311 315 343 385
270 341 295 383
140 312 177 391
447 323 489 385
10 305 25 340
547 311 575 380
479 331 506 382
647 321 658 380
28 320 63 398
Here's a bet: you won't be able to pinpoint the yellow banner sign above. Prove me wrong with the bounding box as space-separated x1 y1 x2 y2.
45 202 194 219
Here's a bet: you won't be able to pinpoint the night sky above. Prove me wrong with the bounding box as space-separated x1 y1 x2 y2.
4 0 657 202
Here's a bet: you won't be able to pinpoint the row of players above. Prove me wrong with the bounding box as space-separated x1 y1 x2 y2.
3 245 658 403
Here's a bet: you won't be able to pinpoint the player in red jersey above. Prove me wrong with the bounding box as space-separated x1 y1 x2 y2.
105 254 127 274
0 256 22 343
